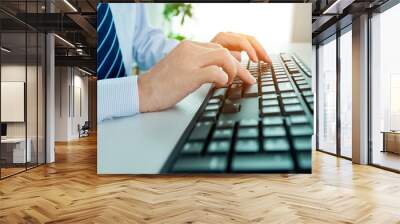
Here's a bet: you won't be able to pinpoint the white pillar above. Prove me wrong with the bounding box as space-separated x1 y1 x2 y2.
46 32 55 163
352 14 369 164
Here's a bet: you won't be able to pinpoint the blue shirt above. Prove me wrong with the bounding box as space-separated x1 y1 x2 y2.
98 4 178 122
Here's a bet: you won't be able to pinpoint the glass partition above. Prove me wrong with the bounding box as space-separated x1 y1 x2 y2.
0 0 46 179
1 31 28 177
317 36 337 154
339 28 352 158
371 3 400 171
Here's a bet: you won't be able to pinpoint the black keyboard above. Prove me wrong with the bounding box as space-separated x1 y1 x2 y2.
161 53 314 173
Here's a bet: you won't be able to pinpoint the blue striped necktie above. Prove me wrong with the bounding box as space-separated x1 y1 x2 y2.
97 3 126 80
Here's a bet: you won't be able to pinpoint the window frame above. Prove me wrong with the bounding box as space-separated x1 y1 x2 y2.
315 23 352 160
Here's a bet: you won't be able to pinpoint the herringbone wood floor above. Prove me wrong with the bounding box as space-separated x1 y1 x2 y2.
1 135 400 224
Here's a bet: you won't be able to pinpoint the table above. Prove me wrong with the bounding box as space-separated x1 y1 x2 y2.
381 131 400 154
1 138 32 164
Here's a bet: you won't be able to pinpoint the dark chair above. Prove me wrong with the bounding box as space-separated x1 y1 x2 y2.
78 121 90 138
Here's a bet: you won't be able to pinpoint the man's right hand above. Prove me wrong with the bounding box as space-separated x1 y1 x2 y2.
138 40 256 113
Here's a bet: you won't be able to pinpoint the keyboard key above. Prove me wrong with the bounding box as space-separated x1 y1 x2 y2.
290 125 313 136
201 110 218 121
261 81 274 86
289 114 308 124
217 120 235 128
172 156 227 173
281 54 291 61
235 139 259 153
205 104 219 111
277 78 290 83
298 84 311 91
208 140 231 153
302 90 313 97
275 74 287 79
232 79 243 85
237 127 259 138
213 128 234 139
261 75 273 81
293 137 311 151
282 97 299 105
278 82 293 92
261 106 281 115
296 80 307 85
263 138 290 152
262 116 284 126
222 101 241 113
261 85 275 93
212 88 227 99
188 122 213 141
182 142 204 154
280 92 296 98
292 71 302 75
263 126 286 137
261 94 278 100
209 98 221 104
231 153 294 172
294 76 305 81
239 119 259 127
262 99 279 106
228 84 242 100
284 104 304 114
306 96 314 103
243 84 259 97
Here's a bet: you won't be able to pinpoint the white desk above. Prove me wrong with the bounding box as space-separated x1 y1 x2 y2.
98 84 211 174
1 138 31 163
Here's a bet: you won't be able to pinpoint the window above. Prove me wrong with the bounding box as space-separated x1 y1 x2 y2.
371 2 400 171
318 36 337 154
339 28 352 158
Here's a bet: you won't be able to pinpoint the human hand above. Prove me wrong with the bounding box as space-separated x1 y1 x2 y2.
211 32 271 64
138 40 256 112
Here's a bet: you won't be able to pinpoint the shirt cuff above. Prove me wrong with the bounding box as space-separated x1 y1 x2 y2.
97 76 140 122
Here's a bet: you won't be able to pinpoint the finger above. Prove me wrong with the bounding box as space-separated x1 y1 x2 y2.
246 35 272 64
197 48 238 83
195 65 229 87
230 51 241 61
191 41 222 49
237 65 256 84
235 35 259 63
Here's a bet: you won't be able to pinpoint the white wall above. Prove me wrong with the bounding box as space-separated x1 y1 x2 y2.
169 3 310 54
54 67 89 141
1 65 38 138
145 3 311 67
1 64 46 164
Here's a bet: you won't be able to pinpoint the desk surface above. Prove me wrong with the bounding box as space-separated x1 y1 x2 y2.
98 84 211 174
381 131 400 134
1 138 27 144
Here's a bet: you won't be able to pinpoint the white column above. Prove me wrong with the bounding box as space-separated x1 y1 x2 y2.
46 32 55 163
352 14 369 164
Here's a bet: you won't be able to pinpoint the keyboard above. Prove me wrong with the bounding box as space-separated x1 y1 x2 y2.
161 53 314 173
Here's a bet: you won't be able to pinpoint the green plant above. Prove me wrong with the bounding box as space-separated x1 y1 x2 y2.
163 3 193 41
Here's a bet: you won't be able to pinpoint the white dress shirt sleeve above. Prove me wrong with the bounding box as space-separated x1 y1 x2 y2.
98 4 179 122
97 76 140 122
